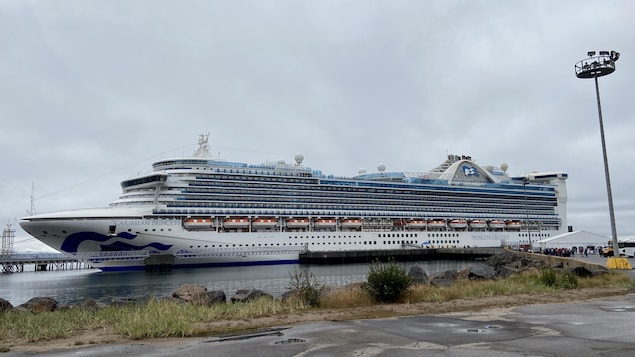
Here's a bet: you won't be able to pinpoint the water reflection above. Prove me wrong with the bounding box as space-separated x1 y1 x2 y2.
0 260 483 305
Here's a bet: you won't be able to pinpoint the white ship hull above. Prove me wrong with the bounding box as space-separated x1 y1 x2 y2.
22 210 526 271
20 136 568 271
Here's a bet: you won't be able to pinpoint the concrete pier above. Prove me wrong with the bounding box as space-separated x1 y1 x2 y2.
0 253 89 273
299 247 502 264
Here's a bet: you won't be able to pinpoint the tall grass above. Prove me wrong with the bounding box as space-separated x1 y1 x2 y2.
324 270 634 307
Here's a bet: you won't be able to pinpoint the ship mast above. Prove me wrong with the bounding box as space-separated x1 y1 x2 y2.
27 182 36 216
193 133 211 158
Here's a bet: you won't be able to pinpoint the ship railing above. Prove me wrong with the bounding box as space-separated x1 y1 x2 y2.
0 253 74 260
0 253 77 263
75 251 151 263
174 246 306 259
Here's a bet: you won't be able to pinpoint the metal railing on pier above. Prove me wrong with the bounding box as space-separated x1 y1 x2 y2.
0 253 88 273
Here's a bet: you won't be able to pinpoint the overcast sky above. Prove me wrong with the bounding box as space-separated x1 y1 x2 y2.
2 0 634 251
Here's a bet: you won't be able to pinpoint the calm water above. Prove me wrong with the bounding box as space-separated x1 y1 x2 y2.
0 260 483 306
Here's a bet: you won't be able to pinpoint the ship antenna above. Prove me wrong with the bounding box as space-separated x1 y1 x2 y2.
27 182 36 216
193 133 211 158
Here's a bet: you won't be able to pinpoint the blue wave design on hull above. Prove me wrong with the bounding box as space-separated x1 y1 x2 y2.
100 241 173 251
61 231 172 253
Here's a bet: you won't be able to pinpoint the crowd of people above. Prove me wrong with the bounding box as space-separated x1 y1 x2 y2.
536 246 601 258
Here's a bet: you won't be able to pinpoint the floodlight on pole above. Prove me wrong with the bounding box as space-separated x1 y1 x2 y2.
574 50 621 261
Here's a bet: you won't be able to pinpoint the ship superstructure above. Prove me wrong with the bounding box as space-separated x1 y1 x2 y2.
20 134 568 270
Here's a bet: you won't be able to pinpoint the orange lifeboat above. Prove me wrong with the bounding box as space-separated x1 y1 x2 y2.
286 218 310 229
406 219 427 229
427 219 446 229
223 217 250 229
506 220 522 230
488 220 506 229
252 217 278 229
183 218 212 229
314 218 337 229
341 218 362 229
449 219 468 229
469 219 487 229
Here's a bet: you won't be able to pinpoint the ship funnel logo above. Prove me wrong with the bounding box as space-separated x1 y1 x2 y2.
462 165 479 177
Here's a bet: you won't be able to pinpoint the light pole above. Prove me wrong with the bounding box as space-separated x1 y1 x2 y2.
523 176 531 249
574 50 620 256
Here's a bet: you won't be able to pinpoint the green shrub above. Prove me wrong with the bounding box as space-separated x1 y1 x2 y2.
538 267 579 289
558 273 579 289
288 269 324 307
365 260 412 303
539 267 557 287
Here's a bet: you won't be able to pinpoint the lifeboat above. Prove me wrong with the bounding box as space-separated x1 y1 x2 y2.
286 218 310 229
506 221 522 230
223 217 250 229
448 219 468 229
183 218 213 229
427 219 446 229
469 219 488 229
252 217 278 229
341 218 362 229
406 220 427 229
488 220 506 229
314 218 337 229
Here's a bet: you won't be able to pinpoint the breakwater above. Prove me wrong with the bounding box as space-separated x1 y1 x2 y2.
299 247 502 264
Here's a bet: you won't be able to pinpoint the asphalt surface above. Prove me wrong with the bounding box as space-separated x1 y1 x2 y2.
9 254 635 357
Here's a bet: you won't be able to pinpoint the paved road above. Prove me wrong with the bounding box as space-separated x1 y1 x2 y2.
9 255 635 357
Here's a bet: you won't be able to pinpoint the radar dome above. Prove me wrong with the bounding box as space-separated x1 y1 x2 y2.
377 164 386 172
294 154 304 165
500 163 508 172
358 168 367 174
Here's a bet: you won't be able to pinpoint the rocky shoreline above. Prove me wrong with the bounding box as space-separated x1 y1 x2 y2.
0 251 610 314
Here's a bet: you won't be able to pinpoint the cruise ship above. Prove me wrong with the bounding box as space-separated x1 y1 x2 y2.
20 134 568 271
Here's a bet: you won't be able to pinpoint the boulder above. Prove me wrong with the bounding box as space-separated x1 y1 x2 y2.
429 270 459 288
230 289 273 303
207 290 227 305
80 298 108 310
110 295 155 306
485 251 518 270
0 297 12 313
466 265 497 280
281 289 297 302
569 266 608 278
408 264 430 285
19 297 58 313
172 284 210 306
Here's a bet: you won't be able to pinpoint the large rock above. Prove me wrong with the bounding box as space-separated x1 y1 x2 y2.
429 270 459 288
207 290 227 305
80 298 109 310
569 266 608 278
408 264 430 285
230 289 273 303
465 265 497 280
485 251 519 270
110 295 155 306
0 297 13 312
172 284 210 306
19 297 58 313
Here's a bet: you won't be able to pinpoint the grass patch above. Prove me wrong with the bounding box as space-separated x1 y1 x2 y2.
320 285 375 308
1 270 632 347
